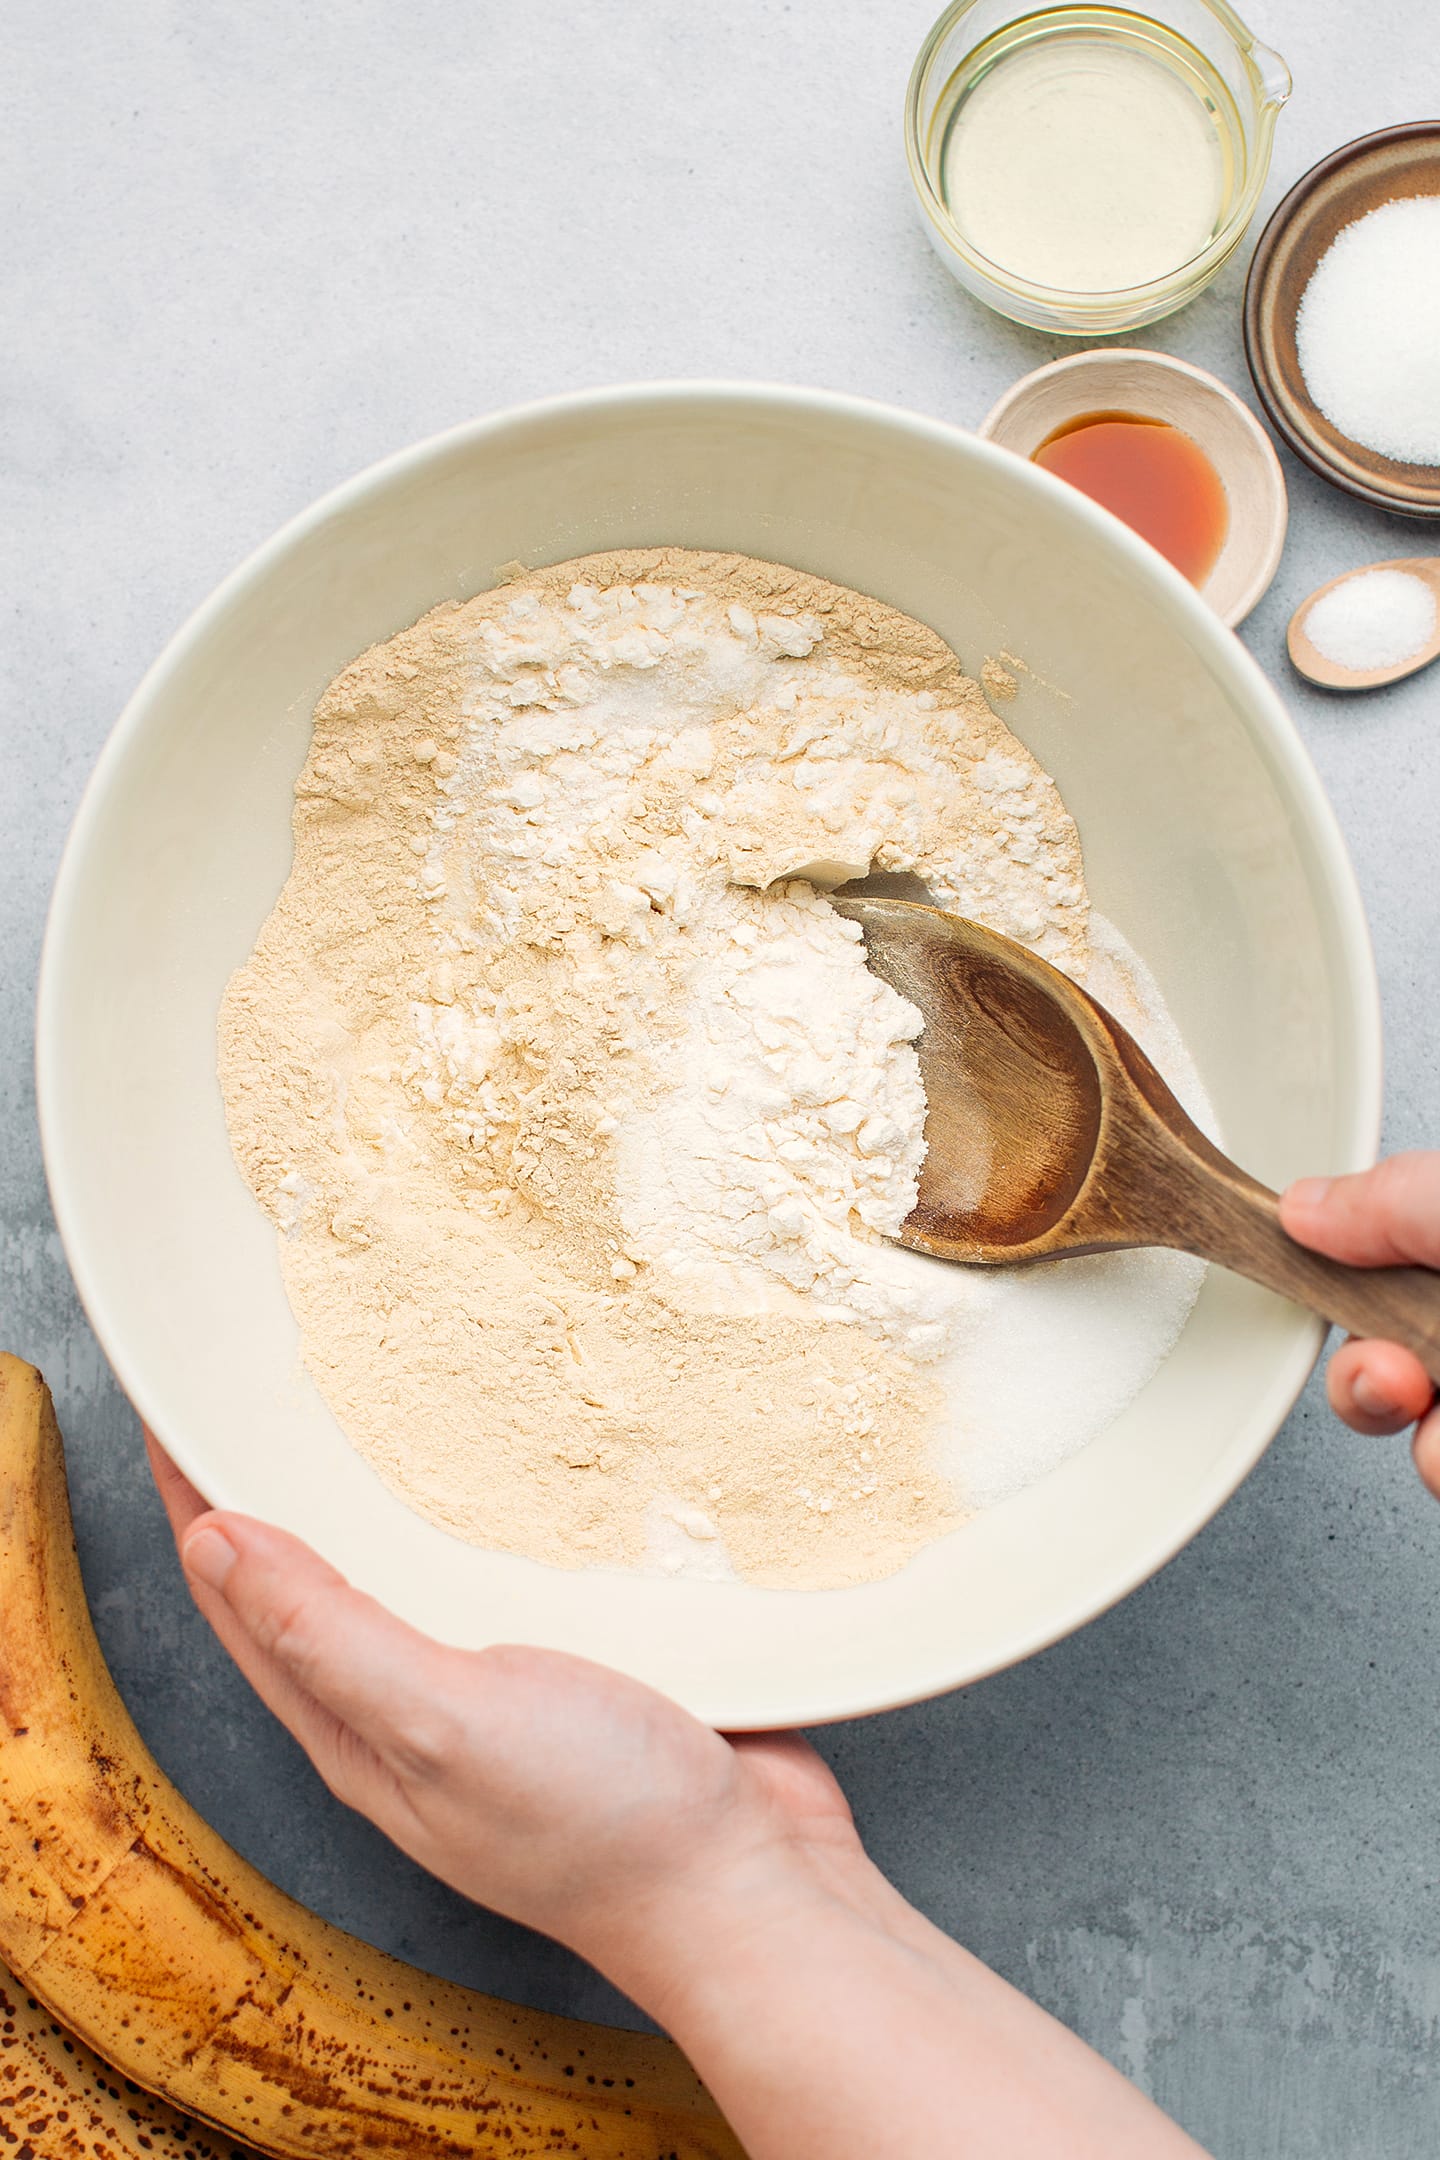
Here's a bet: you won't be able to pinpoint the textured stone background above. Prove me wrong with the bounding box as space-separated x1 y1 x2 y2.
3 3 1438 2150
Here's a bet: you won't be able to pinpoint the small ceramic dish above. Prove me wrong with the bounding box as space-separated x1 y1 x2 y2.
1244 123 1440 517
978 349 1288 626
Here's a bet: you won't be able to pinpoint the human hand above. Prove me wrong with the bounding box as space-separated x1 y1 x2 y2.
1280 1153 1440 1498
147 1432 1210 2158
145 1432 865 2012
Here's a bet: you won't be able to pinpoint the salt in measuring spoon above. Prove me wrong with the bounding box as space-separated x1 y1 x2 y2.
1288 559 1440 691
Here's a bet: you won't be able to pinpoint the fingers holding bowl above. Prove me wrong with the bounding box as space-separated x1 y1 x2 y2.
143 1425 382 1794
143 1425 210 1536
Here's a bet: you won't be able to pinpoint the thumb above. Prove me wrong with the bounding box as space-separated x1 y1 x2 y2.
1279 1154 1440 1269
181 1513 471 1790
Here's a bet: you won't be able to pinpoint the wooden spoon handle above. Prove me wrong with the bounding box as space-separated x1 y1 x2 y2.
1168 1173 1440 1378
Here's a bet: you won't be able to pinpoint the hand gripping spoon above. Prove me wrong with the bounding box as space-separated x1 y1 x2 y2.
834 898 1440 1371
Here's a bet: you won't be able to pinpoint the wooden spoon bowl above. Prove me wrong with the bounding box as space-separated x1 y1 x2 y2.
836 898 1440 1373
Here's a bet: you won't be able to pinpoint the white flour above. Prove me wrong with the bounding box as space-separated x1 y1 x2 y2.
612 889 933 1339
617 896 1208 1536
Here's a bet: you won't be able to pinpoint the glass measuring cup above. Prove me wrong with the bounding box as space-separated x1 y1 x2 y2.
905 0 1291 334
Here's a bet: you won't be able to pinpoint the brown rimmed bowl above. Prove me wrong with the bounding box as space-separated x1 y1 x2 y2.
1244 122 1440 517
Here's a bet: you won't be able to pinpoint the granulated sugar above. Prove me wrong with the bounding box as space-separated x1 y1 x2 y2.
1304 567 1437 675
1296 196 1440 466
220 548 1206 1590
924 917 1207 1507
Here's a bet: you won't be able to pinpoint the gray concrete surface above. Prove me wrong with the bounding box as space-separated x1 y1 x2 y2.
3 2 1439 2151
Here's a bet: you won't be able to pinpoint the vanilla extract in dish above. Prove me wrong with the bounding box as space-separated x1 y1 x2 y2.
1032 413 1229 587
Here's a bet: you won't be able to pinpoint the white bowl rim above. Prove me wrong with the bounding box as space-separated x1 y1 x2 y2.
35 379 1382 1721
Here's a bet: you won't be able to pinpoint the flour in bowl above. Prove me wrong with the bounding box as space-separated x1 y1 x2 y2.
220 548 1204 1590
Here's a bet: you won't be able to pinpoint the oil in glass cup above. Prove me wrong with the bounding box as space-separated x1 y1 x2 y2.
906 1 1291 334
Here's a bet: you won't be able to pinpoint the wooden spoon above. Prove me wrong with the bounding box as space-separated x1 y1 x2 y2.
835 898 1440 1372
1287 558 1440 690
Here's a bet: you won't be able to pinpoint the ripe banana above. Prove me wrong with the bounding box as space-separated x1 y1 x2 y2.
0 1962 266 2159
0 1356 743 2159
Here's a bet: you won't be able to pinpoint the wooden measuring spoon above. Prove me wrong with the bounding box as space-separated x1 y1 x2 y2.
835 897 1440 1372
1288 558 1440 690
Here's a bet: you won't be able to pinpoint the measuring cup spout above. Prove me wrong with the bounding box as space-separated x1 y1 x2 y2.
1249 39 1292 108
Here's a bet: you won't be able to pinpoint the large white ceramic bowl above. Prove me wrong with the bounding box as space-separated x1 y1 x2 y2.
38 384 1379 1729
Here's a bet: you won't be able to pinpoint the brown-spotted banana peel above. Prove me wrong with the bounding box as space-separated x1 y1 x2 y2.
0 1959 270 2160
0 1355 744 2159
